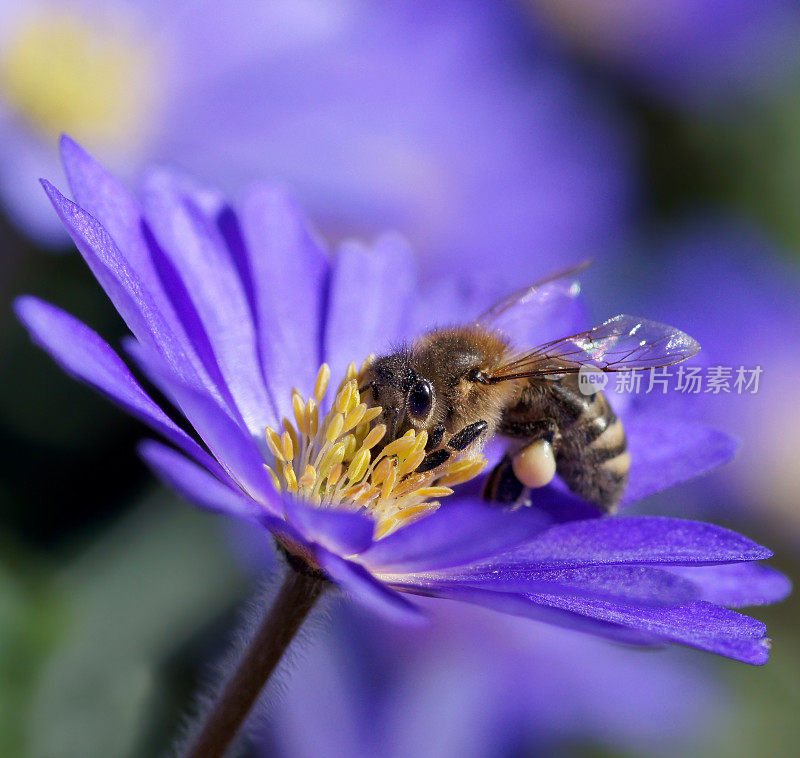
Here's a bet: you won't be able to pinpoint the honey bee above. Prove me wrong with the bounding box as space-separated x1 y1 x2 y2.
360 264 700 512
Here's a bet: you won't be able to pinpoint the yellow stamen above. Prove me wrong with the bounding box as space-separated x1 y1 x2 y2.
266 361 488 540
281 431 294 462
314 363 331 403
266 427 284 462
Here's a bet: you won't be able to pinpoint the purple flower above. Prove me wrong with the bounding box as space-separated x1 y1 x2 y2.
254 601 724 757
0 0 630 281
15 139 788 664
628 216 800 538
528 0 800 108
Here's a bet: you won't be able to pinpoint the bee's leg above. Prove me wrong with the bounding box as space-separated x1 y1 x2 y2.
447 420 488 451
485 419 560 508
416 448 450 473
417 420 488 472
483 455 526 506
425 423 446 451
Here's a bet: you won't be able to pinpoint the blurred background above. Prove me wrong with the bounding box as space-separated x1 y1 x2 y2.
1 1 799 756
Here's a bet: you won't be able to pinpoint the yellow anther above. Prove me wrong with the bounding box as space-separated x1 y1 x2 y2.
399 449 425 477
343 434 358 460
281 431 294 462
438 459 488 487
282 418 300 458
319 441 346 478
343 403 367 432
325 413 345 444
335 379 357 414
346 449 371 484
362 407 383 425
265 465 282 492
380 434 417 459
381 465 398 501
411 486 454 499
391 473 428 496
298 465 316 490
293 393 307 435
361 424 386 451
375 518 399 540
327 462 343 487
414 429 428 452
306 398 319 437
372 457 394 485
282 463 298 492
266 427 284 462
345 362 358 381
314 363 331 403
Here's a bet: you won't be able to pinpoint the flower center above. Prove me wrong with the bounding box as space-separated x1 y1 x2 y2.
0 6 158 146
265 360 488 539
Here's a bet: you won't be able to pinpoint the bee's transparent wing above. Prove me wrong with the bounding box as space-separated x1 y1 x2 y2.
476 260 591 347
485 315 701 382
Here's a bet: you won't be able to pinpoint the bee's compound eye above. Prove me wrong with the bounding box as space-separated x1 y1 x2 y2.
408 379 433 420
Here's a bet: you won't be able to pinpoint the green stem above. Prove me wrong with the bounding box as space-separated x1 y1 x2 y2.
184 568 326 758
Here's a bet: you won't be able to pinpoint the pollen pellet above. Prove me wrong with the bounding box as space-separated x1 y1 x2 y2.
512 439 557 489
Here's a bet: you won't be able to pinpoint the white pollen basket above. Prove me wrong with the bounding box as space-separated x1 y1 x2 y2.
512 439 557 489
265 360 488 539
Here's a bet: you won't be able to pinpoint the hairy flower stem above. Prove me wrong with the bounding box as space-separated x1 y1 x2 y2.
185 568 326 758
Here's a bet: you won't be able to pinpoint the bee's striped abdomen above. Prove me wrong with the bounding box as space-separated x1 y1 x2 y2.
554 386 629 511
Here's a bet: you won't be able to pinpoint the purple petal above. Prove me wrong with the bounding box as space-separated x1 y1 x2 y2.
528 596 772 665
324 234 417 383
315 550 428 626
59 136 215 392
667 564 792 608
622 416 738 505
14 296 225 481
141 171 276 433
402 584 659 646
401 565 699 607
237 185 329 418
139 440 269 525
282 497 375 557
126 339 277 509
39 179 206 392
475 516 772 571
360 499 549 574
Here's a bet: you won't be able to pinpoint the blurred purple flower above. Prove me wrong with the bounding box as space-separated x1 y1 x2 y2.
255 600 723 758
0 0 630 280
628 217 800 538
16 140 788 664
528 0 800 108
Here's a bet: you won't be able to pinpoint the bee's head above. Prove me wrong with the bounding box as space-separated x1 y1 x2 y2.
361 350 437 440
